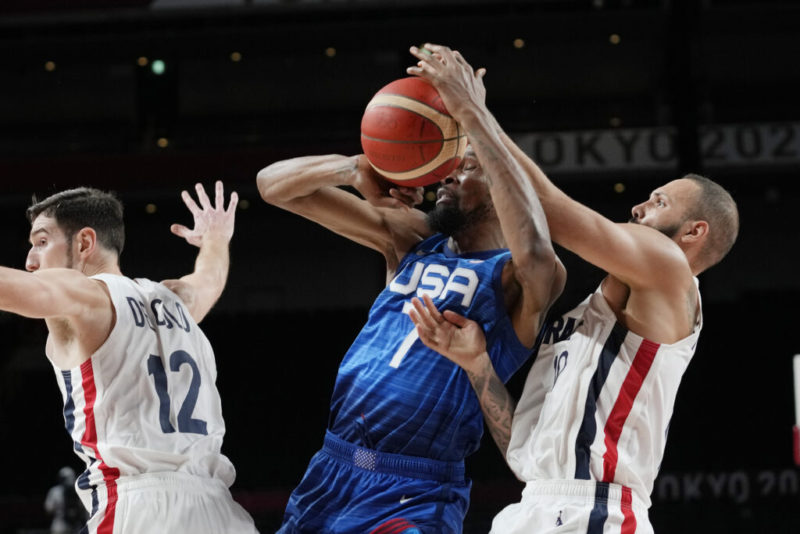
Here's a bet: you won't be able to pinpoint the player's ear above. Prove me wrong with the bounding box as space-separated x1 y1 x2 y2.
681 220 708 244
75 227 98 256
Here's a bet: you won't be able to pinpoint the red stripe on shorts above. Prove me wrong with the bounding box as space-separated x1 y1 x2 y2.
620 485 637 534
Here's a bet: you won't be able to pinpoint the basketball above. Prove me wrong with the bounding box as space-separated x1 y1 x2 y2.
360 77 468 188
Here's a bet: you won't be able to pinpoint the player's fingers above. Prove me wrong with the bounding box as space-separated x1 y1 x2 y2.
181 190 201 215
476 67 487 79
423 43 453 62
422 294 444 323
422 43 447 53
411 297 437 329
388 188 416 208
442 309 470 328
226 191 239 214
170 223 190 238
195 183 213 210
215 180 225 209
452 50 469 67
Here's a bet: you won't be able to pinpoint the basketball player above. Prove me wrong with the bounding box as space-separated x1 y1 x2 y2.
2 182 257 533
256 48 565 533
407 43 740 534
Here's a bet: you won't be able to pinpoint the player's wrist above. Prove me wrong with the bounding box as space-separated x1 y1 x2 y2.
463 350 491 376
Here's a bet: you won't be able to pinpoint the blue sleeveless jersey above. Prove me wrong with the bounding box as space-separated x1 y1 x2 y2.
329 234 531 462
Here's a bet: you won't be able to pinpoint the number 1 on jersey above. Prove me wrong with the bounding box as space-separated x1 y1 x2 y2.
389 301 418 369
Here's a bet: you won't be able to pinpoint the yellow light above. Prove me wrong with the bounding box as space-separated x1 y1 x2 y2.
137 56 149 67
324 47 337 58
44 61 56 72
230 51 242 62
157 137 169 148
238 199 250 210
145 203 158 214
614 183 626 193
609 34 621 45
513 38 525 49
425 191 437 202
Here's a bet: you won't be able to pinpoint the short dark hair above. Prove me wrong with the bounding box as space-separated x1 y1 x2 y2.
682 173 738 269
26 188 125 257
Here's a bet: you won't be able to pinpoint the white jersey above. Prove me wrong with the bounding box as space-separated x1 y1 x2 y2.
49 274 236 529
506 281 702 509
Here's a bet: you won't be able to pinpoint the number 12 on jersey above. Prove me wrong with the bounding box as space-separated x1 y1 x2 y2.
147 350 208 435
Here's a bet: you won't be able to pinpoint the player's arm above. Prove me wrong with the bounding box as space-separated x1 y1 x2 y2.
257 154 431 269
497 128 688 289
409 44 565 347
162 181 236 323
409 295 516 457
0 266 109 320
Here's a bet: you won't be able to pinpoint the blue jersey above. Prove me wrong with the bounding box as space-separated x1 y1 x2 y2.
329 234 531 462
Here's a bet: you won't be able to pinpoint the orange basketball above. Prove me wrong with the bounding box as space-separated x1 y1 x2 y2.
360 77 468 188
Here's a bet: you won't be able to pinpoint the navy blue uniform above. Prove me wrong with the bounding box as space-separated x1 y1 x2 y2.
279 234 531 533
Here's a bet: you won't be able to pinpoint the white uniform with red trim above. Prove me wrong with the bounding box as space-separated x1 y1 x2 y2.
50 274 257 534
492 281 702 534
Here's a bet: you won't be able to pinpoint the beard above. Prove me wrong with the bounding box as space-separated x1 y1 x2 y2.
630 218 682 239
427 204 468 236
427 202 491 237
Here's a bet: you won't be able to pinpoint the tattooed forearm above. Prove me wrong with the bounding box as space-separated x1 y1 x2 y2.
466 355 516 457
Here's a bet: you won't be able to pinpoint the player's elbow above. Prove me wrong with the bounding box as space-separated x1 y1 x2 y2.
515 236 558 276
514 243 565 303
256 163 289 206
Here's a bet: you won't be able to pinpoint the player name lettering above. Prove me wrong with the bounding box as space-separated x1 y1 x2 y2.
389 262 478 307
126 296 191 333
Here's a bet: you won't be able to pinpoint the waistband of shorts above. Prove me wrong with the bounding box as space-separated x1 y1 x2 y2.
113 471 229 494
322 430 465 483
522 479 649 513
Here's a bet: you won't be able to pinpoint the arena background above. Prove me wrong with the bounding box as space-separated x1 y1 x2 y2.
0 0 798 532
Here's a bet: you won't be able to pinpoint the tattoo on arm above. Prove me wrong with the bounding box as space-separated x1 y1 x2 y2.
466 356 516 457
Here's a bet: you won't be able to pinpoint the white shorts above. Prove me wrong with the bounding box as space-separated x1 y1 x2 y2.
84 472 258 534
490 479 652 534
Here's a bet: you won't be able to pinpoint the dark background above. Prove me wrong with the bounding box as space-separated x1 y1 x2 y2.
1 0 799 532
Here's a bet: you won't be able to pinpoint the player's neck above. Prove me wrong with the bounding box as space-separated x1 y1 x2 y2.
449 223 506 254
79 257 123 277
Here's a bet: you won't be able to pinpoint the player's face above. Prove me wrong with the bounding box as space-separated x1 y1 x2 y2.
26 215 73 272
428 147 492 236
630 178 699 238
434 148 490 213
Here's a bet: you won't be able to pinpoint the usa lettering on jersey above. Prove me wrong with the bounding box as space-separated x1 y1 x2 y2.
388 262 479 307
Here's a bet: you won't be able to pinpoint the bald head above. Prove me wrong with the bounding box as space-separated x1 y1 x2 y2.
681 174 739 271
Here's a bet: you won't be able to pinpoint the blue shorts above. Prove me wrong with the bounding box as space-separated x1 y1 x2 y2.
278 431 471 534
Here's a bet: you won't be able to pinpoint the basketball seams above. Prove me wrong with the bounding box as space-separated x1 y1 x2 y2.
360 133 466 144
366 94 459 138
368 136 465 181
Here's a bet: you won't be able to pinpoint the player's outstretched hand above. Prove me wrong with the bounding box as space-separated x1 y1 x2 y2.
409 294 488 372
352 154 423 210
171 180 238 247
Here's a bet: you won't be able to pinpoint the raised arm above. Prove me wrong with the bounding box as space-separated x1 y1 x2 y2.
257 153 430 274
408 44 564 346
409 295 515 457
496 129 689 290
162 181 236 323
